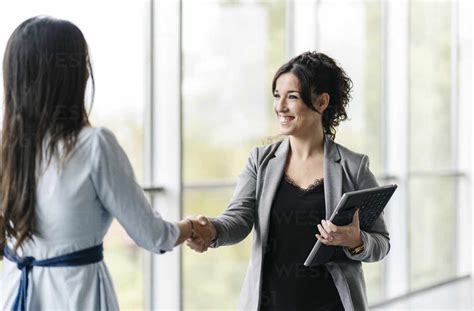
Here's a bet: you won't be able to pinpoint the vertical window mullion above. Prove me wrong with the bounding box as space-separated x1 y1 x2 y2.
384 0 410 299
150 0 183 309
143 0 154 308
454 0 472 278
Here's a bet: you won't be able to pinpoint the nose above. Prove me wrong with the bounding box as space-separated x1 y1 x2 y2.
274 97 288 113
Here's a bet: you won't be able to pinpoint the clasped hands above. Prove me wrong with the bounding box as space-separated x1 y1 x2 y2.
185 215 216 253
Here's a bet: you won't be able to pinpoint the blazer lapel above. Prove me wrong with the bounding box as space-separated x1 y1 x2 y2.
323 135 343 218
259 138 289 250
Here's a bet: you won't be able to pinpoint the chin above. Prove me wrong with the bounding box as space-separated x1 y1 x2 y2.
279 127 295 136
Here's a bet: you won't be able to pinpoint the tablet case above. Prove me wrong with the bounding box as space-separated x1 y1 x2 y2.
304 184 397 267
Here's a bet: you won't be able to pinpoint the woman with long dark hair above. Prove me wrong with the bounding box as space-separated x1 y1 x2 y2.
0 16 204 310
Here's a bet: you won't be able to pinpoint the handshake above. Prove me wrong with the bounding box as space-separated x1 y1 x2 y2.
184 215 217 253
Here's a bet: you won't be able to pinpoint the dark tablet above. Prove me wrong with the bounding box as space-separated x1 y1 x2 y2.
304 184 397 267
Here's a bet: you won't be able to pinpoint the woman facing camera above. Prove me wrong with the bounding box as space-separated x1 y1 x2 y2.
187 52 390 310
0 17 206 311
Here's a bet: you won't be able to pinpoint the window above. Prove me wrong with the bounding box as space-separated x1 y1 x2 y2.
408 1 456 290
182 0 286 309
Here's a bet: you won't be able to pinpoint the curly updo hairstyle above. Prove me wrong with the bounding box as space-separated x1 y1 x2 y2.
272 51 352 140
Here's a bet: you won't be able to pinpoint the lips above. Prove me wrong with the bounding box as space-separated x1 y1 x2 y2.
279 116 295 124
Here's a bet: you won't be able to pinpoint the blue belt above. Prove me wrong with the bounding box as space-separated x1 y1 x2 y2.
3 243 104 311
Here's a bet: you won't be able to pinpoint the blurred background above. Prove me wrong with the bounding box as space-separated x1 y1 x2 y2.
0 0 472 310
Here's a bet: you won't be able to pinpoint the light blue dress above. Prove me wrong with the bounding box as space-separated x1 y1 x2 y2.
0 127 179 310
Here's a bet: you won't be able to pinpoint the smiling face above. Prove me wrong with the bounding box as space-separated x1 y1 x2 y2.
273 73 324 138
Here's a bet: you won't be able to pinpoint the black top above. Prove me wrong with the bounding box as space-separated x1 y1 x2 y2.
260 176 344 311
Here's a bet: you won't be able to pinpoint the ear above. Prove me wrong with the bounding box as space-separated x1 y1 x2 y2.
312 93 330 114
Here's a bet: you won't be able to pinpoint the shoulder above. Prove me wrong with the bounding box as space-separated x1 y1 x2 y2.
88 126 116 140
83 127 120 148
83 127 124 162
78 126 116 141
330 139 377 188
249 139 286 165
328 138 371 178
252 139 285 156
333 140 368 165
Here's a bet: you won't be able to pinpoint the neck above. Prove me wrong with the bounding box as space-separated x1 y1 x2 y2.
288 129 325 160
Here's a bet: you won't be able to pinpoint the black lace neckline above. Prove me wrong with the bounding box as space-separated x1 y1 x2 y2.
284 175 324 192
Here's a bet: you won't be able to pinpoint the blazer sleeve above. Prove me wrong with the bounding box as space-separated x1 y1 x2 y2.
343 154 391 262
209 147 258 248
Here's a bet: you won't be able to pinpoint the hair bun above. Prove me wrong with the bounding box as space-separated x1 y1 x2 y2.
293 51 323 68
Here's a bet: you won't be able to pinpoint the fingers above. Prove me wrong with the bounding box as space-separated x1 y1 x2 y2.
316 214 361 247
315 234 331 245
317 223 333 242
316 219 345 245
186 239 209 253
322 219 338 235
197 215 209 226
351 209 360 227
194 223 213 243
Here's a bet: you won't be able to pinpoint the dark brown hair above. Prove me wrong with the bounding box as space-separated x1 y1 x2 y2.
272 51 352 140
0 16 94 254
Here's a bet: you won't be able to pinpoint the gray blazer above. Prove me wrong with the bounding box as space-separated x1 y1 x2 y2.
210 136 390 311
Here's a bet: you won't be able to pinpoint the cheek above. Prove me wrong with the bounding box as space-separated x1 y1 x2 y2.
273 103 279 115
294 106 308 118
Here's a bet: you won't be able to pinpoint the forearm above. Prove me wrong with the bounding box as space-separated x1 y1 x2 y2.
209 213 253 248
207 148 258 248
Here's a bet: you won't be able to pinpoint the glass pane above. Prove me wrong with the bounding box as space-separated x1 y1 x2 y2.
0 1 147 309
409 176 456 290
363 262 384 304
317 0 384 175
182 0 286 183
409 1 452 171
182 188 252 309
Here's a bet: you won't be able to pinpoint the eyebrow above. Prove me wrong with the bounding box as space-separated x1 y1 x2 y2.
274 90 300 94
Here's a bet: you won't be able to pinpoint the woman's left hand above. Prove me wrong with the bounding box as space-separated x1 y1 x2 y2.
316 209 363 249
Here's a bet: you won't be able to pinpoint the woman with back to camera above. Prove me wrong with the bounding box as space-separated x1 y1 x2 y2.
0 16 209 310
187 51 390 310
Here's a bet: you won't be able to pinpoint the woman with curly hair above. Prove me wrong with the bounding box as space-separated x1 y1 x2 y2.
187 51 390 310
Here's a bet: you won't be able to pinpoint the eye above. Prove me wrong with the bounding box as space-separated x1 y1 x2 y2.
273 93 280 99
289 94 299 99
